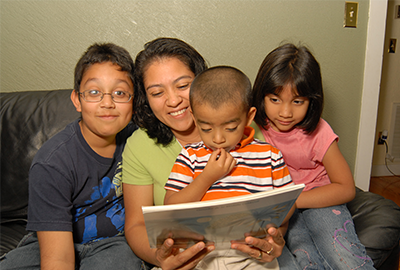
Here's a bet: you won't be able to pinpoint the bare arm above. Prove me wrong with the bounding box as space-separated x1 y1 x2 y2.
124 183 159 264
37 231 75 270
123 183 213 269
164 149 236 204
280 203 295 235
295 140 356 209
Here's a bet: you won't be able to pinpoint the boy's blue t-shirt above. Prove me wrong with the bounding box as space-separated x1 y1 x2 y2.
26 119 136 244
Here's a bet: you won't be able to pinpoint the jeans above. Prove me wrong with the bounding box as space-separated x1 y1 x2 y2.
0 232 152 270
277 245 301 270
285 205 375 270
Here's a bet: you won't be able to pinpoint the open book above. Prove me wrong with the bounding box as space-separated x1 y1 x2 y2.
142 184 304 249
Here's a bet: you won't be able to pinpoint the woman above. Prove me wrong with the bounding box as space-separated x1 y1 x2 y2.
122 37 297 270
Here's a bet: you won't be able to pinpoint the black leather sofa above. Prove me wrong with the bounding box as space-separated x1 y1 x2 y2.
1 89 400 269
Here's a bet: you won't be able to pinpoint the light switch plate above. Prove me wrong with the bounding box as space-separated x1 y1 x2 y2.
344 2 358 28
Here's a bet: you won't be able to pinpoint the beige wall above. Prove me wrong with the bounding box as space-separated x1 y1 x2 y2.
1 0 370 177
372 0 400 176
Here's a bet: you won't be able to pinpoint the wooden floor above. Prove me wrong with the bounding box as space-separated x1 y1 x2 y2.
369 175 400 270
369 175 400 207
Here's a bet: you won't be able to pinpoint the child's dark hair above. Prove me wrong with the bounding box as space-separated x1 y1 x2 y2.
133 37 208 146
74 43 135 93
190 66 252 113
252 43 323 134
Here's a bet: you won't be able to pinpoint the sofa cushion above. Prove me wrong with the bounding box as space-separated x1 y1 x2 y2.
347 188 400 268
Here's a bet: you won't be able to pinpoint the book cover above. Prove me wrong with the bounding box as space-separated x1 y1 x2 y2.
142 184 304 249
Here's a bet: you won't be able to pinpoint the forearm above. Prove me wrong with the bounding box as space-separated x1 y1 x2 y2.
165 174 215 204
279 204 295 237
125 223 159 266
295 182 355 209
40 256 75 270
165 149 237 205
123 183 160 266
37 231 75 270
296 140 356 209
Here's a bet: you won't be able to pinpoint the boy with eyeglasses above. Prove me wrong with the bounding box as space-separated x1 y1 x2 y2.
1 43 150 269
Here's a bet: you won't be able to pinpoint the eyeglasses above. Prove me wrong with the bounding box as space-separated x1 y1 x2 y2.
79 90 132 103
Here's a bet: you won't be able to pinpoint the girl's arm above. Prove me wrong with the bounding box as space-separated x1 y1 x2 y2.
164 149 236 204
295 140 356 209
123 183 213 269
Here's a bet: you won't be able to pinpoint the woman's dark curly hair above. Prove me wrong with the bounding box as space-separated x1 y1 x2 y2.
133 37 208 146
252 43 323 134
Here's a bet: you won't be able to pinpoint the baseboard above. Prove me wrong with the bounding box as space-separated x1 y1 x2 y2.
371 164 400 176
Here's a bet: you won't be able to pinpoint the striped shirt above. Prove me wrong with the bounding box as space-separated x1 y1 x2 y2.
165 126 293 201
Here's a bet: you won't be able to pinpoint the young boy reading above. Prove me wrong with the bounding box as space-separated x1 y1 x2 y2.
0 43 149 269
163 66 295 270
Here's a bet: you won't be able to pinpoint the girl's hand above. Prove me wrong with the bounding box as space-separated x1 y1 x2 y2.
156 238 214 270
230 226 285 263
202 148 236 185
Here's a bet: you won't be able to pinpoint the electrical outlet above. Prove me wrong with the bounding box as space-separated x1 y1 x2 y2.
389 39 397 53
378 130 388 145
378 132 384 144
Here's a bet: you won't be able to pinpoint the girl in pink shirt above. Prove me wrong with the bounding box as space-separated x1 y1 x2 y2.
251 43 374 270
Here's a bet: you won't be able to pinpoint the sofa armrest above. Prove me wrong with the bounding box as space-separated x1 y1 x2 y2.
1 89 79 220
0 221 28 256
1 89 81 255
347 187 400 269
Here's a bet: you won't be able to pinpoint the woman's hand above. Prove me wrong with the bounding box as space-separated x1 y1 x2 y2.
230 226 285 263
156 238 214 270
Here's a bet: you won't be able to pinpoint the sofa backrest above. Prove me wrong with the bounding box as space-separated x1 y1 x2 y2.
0 89 80 222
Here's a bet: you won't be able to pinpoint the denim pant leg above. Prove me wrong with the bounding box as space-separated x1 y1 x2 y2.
76 235 153 270
277 244 301 270
302 205 375 270
0 232 40 270
285 210 328 270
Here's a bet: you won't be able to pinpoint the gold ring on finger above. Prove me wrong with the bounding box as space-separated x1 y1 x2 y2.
256 250 263 260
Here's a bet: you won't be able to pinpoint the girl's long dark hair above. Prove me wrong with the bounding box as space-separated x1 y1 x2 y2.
252 43 323 134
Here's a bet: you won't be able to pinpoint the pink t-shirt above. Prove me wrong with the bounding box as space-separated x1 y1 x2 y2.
260 119 338 191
